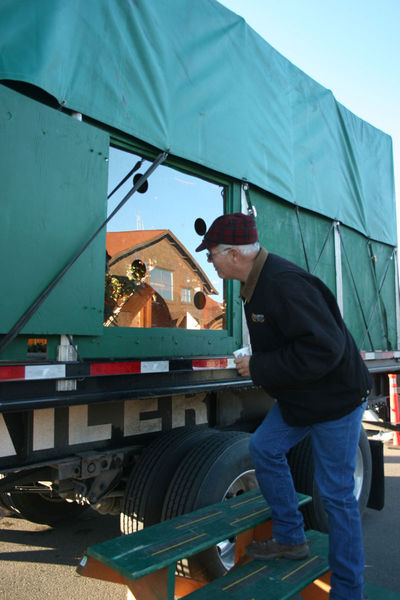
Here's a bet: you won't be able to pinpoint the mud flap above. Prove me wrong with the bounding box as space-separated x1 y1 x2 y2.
367 439 385 510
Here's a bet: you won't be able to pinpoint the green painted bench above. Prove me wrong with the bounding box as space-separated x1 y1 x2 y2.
78 489 331 599
78 489 400 600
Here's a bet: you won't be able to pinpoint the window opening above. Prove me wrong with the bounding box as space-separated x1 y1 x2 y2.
150 267 174 301
27 338 47 358
105 147 226 330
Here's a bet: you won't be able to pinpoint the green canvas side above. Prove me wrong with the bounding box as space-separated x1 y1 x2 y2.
0 0 396 245
249 187 336 295
340 228 397 351
249 186 397 351
0 85 109 336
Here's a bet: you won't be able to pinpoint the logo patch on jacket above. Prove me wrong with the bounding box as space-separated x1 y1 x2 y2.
251 313 265 323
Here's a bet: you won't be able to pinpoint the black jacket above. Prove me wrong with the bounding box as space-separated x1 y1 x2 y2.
241 249 371 426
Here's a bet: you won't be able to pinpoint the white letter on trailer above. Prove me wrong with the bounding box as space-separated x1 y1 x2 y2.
33 408 55 451
0 414 16 457
69 405 112 445
124 398 162 435
172 394 208 427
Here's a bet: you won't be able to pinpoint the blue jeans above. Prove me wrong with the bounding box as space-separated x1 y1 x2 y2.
249 401 366 600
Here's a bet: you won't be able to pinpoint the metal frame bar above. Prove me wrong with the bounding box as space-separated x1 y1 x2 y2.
334 222 344 316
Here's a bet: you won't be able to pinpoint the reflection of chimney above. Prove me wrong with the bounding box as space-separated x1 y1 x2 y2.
136 215 144 230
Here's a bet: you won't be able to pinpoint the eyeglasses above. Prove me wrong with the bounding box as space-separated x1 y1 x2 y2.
207 248 232 262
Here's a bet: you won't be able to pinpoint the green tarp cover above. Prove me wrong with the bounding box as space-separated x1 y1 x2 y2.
0 0 396 245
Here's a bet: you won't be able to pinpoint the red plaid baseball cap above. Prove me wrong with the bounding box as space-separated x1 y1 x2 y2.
195 213 258 252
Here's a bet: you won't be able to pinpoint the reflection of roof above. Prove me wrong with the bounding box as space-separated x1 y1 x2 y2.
205 296 220 309
106 230 217 295
204 295 223 319
175 297 223 329
106 230 166 257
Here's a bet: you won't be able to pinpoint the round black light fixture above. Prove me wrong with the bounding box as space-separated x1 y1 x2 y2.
194 291 206 310
133 173 149 194
194 218 207 236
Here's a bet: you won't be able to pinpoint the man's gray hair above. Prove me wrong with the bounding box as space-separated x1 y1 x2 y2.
216 242 260 256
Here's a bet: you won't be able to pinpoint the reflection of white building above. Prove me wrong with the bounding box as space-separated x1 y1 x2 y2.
106 230 224 329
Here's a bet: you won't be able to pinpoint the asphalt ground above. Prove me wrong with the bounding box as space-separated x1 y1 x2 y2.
0 441 399 600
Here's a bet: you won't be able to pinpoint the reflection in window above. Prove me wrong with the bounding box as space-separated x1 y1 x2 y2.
104 147 226 330
150 268 173 301
181 288 191 303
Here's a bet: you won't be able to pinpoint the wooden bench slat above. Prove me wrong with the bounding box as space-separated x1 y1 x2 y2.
185 530 329 600
85 490 311 581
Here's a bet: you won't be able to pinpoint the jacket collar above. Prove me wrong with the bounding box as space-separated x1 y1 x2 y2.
240 247 268 302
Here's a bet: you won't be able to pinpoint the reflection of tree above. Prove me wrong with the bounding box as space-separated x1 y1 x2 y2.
105 230 226 329
104 274 142 326
116 284 173 328
104 272 225 329
104 275 174 328
104 258 151 326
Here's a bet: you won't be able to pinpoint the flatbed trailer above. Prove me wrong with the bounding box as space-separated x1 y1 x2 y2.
0 0 398 581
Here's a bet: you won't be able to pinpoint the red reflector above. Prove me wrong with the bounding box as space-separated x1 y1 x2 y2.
0 366 25 380
90 362 141 376
192 359 228 369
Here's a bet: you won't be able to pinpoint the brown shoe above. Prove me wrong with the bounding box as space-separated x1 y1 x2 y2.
245 537 310 561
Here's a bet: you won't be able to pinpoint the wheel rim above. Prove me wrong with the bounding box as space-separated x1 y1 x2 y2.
354 446 364 500
217 469 258 571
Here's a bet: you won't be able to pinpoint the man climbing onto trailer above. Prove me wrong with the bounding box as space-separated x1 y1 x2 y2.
195 212 372 600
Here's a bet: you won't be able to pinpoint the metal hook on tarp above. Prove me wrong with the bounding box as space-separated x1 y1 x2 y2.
242 183 257 218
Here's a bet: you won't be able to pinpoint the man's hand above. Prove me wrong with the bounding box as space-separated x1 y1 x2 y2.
234 355 251 377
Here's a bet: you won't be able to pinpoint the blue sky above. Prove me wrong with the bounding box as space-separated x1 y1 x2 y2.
219 0 400 232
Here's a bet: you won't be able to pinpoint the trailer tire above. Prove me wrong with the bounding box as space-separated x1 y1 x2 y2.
0 487 87 525
161 431 256 581
288 427 372 533
121 427 216 534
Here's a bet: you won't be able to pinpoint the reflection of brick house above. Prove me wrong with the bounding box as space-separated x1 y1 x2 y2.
106 230 224 329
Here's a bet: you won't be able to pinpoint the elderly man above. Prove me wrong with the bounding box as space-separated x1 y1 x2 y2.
196 212 371 600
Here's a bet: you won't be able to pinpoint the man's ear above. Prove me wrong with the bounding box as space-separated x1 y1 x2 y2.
230 248 239 261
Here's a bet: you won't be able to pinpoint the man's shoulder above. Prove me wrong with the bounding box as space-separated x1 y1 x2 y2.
264 253 306 278
264 254 336 304
255 253 307 301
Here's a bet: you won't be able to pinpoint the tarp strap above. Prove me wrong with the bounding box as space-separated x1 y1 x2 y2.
367 240 390 349
361 243 395 350
311 222 335 274
0 151 168 357
338 228 375 351
295 205 310 273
